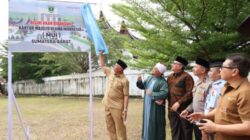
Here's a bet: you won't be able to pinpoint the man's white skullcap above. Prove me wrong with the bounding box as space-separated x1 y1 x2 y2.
155 63 166 74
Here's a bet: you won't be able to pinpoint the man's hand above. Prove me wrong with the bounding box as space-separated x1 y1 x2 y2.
100 50 104 55
99 51 105 67
180 109 189 118
198 119 217 133
155 99 164 105
145 89 152 96
122 110 127 121
171 102 180 112
188 112 205 123
137 74 142 81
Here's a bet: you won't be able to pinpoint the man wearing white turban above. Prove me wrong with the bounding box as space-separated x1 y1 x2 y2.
155 62 167 74
136 63 168 140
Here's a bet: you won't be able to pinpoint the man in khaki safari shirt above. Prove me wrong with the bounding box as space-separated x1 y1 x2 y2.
188 53 250 140
99 51 129 140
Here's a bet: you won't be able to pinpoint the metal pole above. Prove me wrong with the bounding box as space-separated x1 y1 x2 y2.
8 51 13 140
12 92 29 140
8 52 29 140
88 51 93 140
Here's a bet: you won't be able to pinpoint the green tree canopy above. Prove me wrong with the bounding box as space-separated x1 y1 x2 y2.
12 53 44 82
111 0 250 68
98 20 135 67
36 52 97 79
0 41 8 79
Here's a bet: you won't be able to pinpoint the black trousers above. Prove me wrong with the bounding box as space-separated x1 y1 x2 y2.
193 124 202 140
168 111 193 140
0 85 4 94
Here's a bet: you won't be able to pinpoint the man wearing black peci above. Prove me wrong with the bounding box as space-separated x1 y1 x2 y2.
167 56 194 140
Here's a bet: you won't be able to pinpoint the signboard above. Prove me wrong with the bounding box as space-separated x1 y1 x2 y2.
8 1 101 139
9 0 91 52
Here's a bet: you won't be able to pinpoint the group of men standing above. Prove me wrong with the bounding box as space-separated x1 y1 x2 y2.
98 51 250 140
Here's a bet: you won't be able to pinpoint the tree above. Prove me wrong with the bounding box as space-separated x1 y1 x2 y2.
0 41 8 79
99 23 134 66
11 50 99 82
111 0 250 68
12 53 44 82
36 52 98 79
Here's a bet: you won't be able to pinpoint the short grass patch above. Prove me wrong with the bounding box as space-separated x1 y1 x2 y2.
0 96 171 140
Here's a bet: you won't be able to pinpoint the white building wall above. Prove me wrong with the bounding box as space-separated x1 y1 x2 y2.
11 70 250 97
12 69 145 96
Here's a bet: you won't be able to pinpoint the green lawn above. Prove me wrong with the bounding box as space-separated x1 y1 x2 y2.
0 96 172 140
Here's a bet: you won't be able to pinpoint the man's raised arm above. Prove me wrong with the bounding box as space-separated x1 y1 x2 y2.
99 51 110 76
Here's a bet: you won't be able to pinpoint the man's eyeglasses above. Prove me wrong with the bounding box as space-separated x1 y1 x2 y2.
172 62 182 65
220 66 237 70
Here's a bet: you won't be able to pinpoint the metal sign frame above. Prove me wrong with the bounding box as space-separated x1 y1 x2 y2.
7 0 108 139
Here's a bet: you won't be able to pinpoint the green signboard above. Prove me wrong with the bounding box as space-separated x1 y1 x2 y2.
9 0 91 52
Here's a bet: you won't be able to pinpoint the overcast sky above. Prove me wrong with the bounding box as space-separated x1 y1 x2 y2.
0 0 124 43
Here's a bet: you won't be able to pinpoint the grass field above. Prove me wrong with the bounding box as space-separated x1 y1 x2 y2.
0 96 171 140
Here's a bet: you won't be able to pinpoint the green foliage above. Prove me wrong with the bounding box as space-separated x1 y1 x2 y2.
0 41 8 79
12 53 44 82
37 52 97 78
111 0 250 68
12 52 97 82
98 21 134 67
